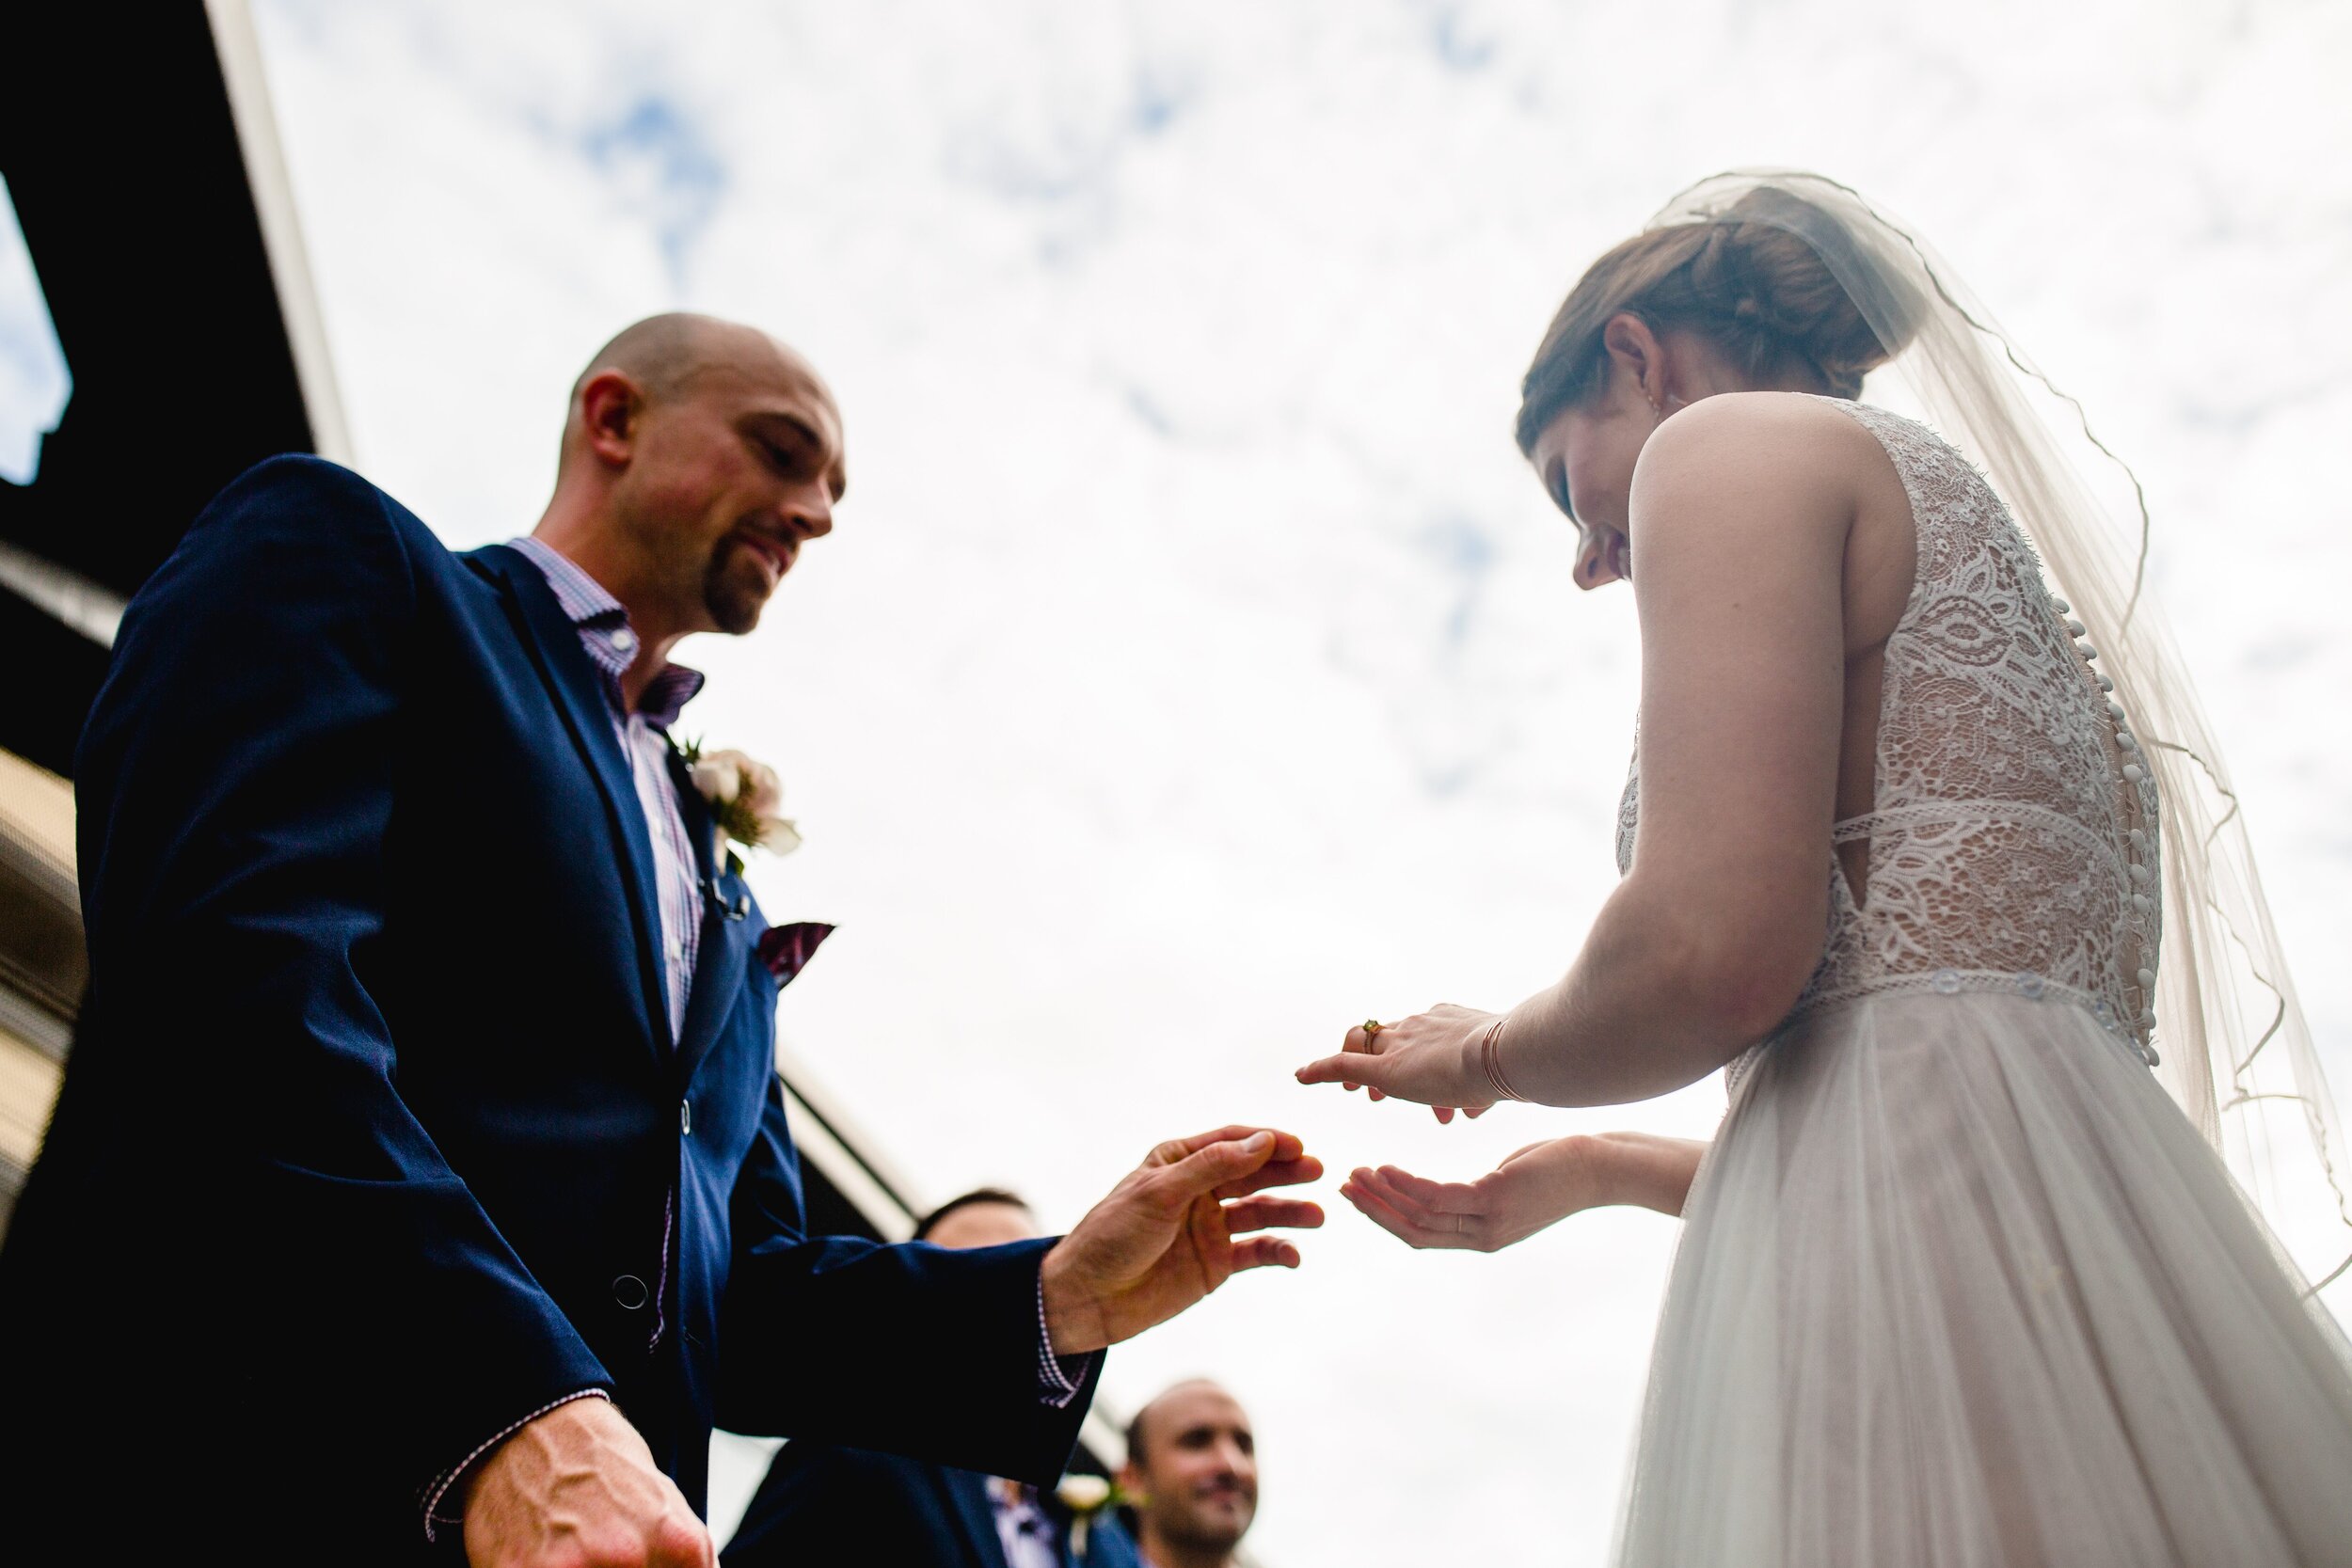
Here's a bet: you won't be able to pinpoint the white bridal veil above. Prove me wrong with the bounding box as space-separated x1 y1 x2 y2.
1648 170 2351 1294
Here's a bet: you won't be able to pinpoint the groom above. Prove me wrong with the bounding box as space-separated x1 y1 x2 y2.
0 314 1321 1565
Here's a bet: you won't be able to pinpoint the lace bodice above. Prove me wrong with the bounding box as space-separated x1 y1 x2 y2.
1615 401 2162 1066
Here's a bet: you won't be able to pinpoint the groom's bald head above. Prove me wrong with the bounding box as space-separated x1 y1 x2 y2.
573 312 719 399
559 312 840 474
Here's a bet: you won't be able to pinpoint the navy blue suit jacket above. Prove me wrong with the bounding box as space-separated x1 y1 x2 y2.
0 458 1096 1560
723 1443 1144 1568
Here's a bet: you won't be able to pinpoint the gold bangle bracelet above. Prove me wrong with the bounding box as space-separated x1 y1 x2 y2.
1480 1017 1527 1103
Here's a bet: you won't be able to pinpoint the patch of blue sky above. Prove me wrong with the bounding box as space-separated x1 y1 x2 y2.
1421 512 1498 649
1124 383 1175 436
1420 0 1499 73
1128 63 1190 136
578 93 728 284
946 65 1195 264
0 176 72 488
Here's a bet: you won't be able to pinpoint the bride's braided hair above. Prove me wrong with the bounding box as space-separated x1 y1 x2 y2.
1515 194 1898 453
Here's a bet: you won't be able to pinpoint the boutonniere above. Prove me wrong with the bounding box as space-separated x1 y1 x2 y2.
1055 1474 1127 1560
676 739 802 875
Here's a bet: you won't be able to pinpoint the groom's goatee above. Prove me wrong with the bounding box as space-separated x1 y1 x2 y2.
705 545 770 633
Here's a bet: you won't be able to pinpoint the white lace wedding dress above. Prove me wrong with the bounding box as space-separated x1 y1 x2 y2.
1611 401 2352 1567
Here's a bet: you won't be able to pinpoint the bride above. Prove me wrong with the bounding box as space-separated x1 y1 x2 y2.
1296 172 2352 1565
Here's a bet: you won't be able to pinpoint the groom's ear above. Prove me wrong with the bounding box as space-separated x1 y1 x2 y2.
576 370 644 467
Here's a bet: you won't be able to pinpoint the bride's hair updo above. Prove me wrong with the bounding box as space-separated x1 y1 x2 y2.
1515 193 1901 453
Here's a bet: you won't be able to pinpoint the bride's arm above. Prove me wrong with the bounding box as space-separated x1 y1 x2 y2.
1300 398 1855 1110
1341 1133 1708 1252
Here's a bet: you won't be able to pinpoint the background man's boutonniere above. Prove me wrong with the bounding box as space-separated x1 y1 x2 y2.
677 739 801 875
1056 1474 1127 1560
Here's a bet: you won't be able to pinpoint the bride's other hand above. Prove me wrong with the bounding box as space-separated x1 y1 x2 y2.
1340 1132 1708 1252
1295 1004 1499 1123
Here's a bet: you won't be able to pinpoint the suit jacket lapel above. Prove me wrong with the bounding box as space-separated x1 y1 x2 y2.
668 751 750 1083
472 545 669 1056
943 1467 1014 1568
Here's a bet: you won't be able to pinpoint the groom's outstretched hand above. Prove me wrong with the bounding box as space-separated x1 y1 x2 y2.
1040 1126 1323 1355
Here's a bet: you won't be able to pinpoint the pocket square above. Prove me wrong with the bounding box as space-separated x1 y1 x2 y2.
756 921 834 987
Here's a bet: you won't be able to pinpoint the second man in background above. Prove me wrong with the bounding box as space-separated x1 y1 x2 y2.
725 1190 1146 1568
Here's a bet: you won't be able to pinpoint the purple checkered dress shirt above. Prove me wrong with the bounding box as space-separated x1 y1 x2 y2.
507 536 706 1039
422 539 1086 1543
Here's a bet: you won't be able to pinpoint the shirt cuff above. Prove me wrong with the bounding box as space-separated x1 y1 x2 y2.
421 1387 613 1543
1034 1268 1094 1409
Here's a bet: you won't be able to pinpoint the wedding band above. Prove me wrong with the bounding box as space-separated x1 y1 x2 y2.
1361 1019 1385 1039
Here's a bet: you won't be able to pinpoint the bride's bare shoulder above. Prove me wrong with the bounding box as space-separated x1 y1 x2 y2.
1643 391 1883 474
1631 392 1885 531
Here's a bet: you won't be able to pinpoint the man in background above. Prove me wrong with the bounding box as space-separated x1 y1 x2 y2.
1118 1380 1260 1568
725 1189 1145 1568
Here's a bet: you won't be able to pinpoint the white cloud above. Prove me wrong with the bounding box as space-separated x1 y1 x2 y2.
0 175 72 488
249 3 2352 1563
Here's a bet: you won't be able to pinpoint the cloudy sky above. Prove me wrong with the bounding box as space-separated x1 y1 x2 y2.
236 3 2352 1562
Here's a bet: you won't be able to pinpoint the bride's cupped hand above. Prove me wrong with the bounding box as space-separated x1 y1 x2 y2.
1294 1003 1502 1124
1340 1137 1603 1252
1341 1132 1708 1252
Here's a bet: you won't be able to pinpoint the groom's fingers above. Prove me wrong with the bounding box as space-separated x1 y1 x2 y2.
1160 1133 1275 1205
1229 1234 1303 1271
1158 1129 1319 1209
1155 1125 1307 1165
1220 1195 1325 1234
1212 1154 1325 1200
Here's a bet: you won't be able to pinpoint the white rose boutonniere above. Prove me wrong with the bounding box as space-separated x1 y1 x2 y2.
1056 1473 1124 1560
677 739 802 874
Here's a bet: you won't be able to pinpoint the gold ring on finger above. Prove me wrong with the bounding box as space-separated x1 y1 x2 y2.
1361 1019 1385 1039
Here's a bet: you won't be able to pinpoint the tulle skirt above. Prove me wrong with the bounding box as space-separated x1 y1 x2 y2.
1617 990 2352 1568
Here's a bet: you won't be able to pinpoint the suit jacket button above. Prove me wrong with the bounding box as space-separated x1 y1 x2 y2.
612 1275 648 1311
680 1100 692 1136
